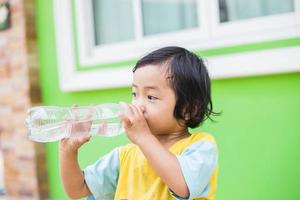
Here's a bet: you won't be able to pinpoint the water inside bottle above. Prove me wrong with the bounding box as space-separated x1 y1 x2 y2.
90 116 124 137
26 106 71 142
25 104 124 142
28 123 69 142
85 104 124 137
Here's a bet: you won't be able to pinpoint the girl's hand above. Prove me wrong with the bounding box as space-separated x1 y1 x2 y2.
59 105 92 153
119 102 152 144
60 134 91 154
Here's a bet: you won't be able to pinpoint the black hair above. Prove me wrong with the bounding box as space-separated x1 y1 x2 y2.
133 46 219 128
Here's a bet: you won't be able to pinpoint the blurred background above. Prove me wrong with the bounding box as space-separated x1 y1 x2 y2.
0 0 300 199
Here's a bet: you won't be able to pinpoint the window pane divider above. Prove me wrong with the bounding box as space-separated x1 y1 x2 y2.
133 0 144 41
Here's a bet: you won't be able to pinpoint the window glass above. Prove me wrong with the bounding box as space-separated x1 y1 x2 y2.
92 0 135 45
142 0 199 36
219 0 294 22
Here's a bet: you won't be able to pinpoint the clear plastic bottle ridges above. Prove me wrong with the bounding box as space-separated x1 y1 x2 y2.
25 103 124 143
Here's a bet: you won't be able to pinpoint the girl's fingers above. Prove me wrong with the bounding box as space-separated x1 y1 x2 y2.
119 112 132 128
132 104 143 117
65 104 78 122
120 102 144 121
79 135 91 144
128 104 139 117
119 103 133 128
120 102 134 118
71 104 79 122
71 104 79 110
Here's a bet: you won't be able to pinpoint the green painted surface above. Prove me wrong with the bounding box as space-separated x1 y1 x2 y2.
202 73 300 199
36 0 300 199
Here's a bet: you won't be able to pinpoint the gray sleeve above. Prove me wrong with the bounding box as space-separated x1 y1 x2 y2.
83 148 120 200
172 141 218 200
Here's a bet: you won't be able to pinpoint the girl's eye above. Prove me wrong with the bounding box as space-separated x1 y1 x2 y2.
132 92 136 97
148 95 158 101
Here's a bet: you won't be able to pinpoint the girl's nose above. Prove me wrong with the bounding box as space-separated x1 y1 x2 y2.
139 105 146 113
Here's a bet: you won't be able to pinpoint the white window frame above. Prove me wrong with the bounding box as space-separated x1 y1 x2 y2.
54 0 300 91
209 0 300 46
75 0 210 66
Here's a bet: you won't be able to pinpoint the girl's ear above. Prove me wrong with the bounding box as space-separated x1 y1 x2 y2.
183 113 189 121
181 106 190 121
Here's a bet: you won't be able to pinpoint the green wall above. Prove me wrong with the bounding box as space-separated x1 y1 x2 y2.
36 0 300 199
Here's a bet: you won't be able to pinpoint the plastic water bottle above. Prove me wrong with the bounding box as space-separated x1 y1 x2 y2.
25 103 124 143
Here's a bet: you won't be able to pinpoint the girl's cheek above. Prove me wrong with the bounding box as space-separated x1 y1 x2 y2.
143 107 154 120
144 108 158 120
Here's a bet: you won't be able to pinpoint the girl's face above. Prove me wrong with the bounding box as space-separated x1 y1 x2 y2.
132 65 184 135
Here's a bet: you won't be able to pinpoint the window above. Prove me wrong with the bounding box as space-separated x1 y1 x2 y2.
92 0 199 45
142 0 198 36
53 0 300 91
74 0 299 66
92 0 135 45
219 0 294 22
74 0 207 66
92 0 199 43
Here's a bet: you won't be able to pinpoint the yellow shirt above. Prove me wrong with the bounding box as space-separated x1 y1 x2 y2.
85 133 218 200
115 133 218 200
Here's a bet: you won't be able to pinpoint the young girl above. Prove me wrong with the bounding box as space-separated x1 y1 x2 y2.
59 46 219 200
